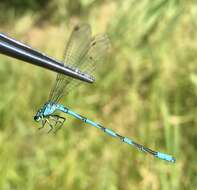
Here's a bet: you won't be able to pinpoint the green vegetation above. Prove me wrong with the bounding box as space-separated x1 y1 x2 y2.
0 0 196 189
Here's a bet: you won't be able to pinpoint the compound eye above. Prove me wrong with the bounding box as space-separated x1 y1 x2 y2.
34 116 39 121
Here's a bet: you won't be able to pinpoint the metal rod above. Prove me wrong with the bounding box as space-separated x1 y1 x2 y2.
0 33 94 83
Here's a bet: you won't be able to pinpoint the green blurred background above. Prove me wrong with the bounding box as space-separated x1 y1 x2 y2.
0 0 196 189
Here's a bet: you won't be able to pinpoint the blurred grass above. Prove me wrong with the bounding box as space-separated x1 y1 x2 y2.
0 0 196 189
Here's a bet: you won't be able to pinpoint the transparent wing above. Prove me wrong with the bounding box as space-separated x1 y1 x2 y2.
49 24 92 102
49 30 110 103
60 34 110 97
79 34 110 75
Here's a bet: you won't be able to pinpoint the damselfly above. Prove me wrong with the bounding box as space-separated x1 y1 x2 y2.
34 24 176 163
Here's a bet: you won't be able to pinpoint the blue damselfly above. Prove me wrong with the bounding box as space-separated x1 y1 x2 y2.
34 24 175 163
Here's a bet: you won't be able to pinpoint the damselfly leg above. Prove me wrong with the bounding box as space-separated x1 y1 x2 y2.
37 114 65 133
38 116 47 130
49 115 66 134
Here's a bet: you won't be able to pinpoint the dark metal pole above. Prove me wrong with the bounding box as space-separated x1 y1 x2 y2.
0 33 94 83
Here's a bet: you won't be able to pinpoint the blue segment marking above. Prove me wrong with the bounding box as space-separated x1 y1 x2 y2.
86 119 102 129
62 107 68 113
123 137 133 145
157 152 176 163
68 110 83 120
105 128 117 137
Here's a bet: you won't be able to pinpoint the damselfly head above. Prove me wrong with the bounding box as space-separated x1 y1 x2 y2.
33 112 42 122
34 115 41 122
34 108 43 122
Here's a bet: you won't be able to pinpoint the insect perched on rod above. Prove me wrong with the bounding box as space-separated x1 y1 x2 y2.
34 24 176 163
